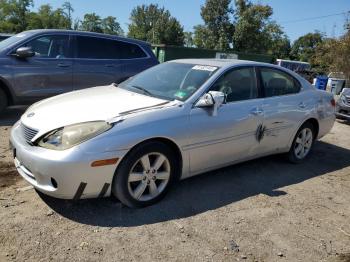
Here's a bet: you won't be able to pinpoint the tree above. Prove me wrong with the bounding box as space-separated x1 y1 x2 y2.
233 0 274 52
193 0 234 50
62 1 74 29
80 13 103 33
313 31 350 78
128 4 184 45
264 22 291 59
0 0 33 33
27 4 70 30
193 25 216 49
290 32 324 62
184 31 193 47
102 16 124 36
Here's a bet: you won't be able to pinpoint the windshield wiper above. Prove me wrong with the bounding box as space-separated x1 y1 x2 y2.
130 85 154 97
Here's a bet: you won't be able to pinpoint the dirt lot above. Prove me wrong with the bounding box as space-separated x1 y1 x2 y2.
0 107 349 262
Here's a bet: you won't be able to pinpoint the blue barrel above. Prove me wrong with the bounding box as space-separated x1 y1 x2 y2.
315 76 328 90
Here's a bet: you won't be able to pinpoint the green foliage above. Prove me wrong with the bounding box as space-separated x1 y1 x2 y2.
80 13 103 33
313 32 350 78
127 4 184 45
62 1 74 29
263 22 291 59
198 0 234 50
0 1 123 36
75 13 124 35
184 32 193 47
27 4 70 30
101 16 124 36
290 32 324 62
193 0 290 58
0 0 33 33
193 25 216 49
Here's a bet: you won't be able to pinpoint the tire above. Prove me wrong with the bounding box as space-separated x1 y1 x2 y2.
112 141 179 208
288 122 315 164
0 89 7 115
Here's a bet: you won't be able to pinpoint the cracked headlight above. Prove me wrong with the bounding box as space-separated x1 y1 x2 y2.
38 121 112 150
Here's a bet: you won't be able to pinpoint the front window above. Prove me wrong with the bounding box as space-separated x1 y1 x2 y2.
119 62 219 101
0 33 28 52
209 67 258 103
23 35 70 58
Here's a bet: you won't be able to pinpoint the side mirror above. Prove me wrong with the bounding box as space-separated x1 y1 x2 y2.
15 47 35 58
195 91 226 116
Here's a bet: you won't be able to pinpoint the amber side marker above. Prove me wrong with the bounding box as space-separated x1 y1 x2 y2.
91 158 119 167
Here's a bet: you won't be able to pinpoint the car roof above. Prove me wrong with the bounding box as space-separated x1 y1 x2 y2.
170 58 272 69
19 29 151 46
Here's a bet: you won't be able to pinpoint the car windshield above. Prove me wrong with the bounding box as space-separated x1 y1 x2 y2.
0 33 27 52
119 62 219 101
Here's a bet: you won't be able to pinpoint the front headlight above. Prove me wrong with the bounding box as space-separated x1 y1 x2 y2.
38 121 112 150
341 94 347 104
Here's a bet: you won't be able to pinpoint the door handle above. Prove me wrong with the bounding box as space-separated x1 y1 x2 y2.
250 107 264 116
299 102 306 109
57 63 71 68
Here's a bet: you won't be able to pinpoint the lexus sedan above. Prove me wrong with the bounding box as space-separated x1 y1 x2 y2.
10 59 335 208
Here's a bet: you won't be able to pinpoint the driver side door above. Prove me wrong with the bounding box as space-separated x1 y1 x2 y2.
187 66 264 174
11 34 73 100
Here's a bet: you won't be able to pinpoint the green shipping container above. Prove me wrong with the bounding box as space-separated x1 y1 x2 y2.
152 44 274 64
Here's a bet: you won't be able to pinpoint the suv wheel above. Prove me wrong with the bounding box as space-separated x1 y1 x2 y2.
112 141 178 208
0 89 7 115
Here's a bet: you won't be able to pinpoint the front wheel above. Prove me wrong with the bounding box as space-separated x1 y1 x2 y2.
0 89 7 115
288 123 315 163
112 141 178 208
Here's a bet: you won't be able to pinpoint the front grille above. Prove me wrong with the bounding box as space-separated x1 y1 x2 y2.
346 96 350 104
21 123 39 144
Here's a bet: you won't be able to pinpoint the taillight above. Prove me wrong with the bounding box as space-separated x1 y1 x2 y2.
331 98 336 107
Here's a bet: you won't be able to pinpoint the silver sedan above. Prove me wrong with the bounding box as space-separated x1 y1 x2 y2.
10 59 335 207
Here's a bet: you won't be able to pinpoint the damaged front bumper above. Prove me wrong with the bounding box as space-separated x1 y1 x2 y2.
10 121 127 200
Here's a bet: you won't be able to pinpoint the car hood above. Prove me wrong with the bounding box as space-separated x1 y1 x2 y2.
20 85 169 136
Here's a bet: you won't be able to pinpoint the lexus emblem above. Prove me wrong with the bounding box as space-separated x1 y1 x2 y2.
27 112 35 118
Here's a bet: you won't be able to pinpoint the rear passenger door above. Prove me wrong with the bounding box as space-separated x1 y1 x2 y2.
257 67 307 154
73 36 123 90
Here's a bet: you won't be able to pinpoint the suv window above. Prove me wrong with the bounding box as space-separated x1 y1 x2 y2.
76 36 118 59
260 68 300 97
210 67 258 103
76 36 147 60
24 35 70 58
117 41 147 59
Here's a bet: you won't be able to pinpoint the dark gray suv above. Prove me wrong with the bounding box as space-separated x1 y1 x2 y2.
0 29 159 114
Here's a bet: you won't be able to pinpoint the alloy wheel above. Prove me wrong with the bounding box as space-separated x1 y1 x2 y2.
127 152 171 201
294 127 313 159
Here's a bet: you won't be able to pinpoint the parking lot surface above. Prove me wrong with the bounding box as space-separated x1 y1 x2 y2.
0 107 349 262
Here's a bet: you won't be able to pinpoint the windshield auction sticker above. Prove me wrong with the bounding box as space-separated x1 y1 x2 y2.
192 65 218 72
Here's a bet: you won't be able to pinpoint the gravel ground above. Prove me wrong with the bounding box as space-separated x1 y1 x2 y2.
0 106 350 262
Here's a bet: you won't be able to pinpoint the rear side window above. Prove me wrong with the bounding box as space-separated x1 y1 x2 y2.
116 41 147 59
76 36 147 60
24 35 70 58
260 68 300 97
76 36 118 59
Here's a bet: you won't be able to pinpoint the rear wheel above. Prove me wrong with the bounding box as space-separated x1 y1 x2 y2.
112 141 178 208
288 122 315 163
0 89 7 115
